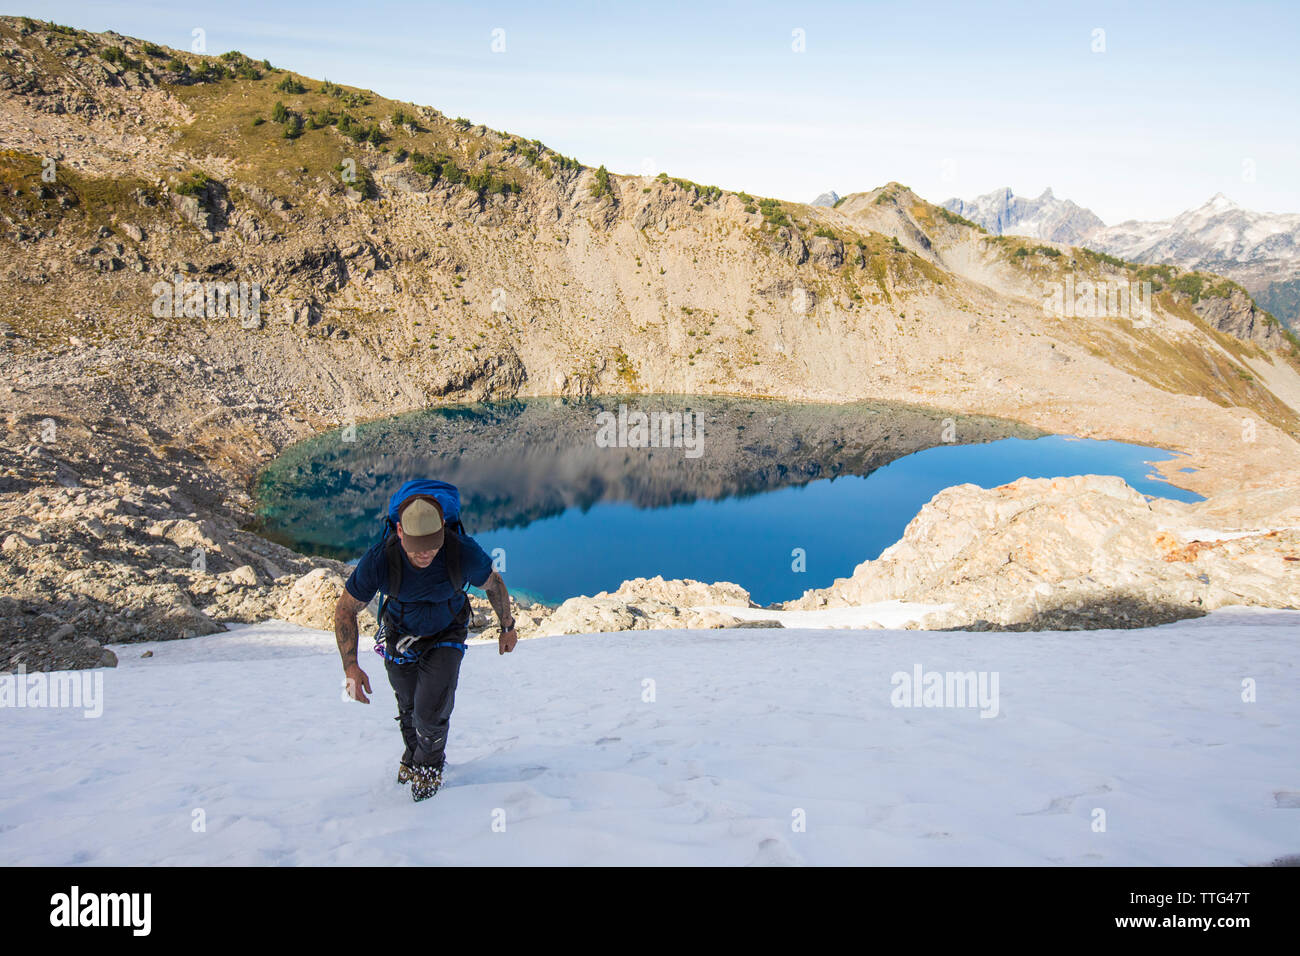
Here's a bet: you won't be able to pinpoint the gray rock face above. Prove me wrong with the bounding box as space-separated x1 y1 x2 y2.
766 226 808 264
1192 288 1292 351
810 191 840 208
169 193 210 234
808 235 844 269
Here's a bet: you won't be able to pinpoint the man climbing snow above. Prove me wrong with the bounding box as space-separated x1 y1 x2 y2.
334 481 518 801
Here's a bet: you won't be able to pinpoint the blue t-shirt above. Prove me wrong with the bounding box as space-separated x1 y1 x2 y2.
345 531 494 637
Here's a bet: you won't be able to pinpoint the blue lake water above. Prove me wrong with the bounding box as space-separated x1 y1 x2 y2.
254 396 1201 606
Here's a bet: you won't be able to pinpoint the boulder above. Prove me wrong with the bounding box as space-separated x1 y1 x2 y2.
534 594 743 637
275 568 375 631
224 564 259 587
535 596 639 636
600 576 753 608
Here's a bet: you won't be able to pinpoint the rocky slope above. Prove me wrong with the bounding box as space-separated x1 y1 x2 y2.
2 17 1300 665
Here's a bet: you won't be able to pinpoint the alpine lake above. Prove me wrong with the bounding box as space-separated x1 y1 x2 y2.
253 395 1202 607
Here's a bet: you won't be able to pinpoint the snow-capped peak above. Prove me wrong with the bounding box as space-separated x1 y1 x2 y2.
1202 192 1239 212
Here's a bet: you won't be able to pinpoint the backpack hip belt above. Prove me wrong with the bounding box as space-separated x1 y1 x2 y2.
375 614 468 664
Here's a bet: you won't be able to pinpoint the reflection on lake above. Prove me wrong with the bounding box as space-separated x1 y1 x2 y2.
254 395 1198 605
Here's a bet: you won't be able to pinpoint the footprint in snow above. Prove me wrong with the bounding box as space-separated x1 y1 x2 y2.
1019 785 1112 816
747 837 803 867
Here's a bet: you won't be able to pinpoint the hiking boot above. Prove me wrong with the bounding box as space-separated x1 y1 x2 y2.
397 762 414 785
410 764 443 802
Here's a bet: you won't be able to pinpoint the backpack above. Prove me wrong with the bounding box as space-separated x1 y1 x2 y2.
375 480 468 631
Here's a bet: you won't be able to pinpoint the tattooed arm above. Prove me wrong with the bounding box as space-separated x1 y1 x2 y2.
482 570 518 655
335 590 372 702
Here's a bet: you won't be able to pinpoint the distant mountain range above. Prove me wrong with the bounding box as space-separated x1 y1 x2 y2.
942 187 1104 246
937 187 1300 328
1087 194 1300 305
809 190 840 208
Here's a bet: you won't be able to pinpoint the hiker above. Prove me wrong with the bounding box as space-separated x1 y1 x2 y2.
334 480 518 801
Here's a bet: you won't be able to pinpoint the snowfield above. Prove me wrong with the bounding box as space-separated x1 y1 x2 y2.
1 607 1297 866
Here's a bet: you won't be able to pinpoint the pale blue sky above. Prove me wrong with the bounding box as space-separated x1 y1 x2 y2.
23 0 1300 221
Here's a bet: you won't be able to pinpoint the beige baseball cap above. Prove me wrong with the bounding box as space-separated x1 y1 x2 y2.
397 496 445 553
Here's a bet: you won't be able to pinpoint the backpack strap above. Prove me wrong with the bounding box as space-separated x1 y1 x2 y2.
385 532 404 596
376 529 404 626
444 526 464 593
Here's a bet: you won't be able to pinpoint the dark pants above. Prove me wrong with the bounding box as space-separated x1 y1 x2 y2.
384 606 468 771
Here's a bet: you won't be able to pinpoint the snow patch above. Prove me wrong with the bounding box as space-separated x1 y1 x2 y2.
2 609 1297 865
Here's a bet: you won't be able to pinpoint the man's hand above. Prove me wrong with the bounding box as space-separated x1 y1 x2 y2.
335 590 370 700
498 626 518 655
483 570 518 656
344 663 372 703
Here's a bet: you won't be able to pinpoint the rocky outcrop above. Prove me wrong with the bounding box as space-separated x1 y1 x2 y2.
424 342 528 400
808 235 844 269
530 576 757 637
535 596 744 638
790 475 1300 630
763 226 808 265
603 576 755 608
1191 288 1293 351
